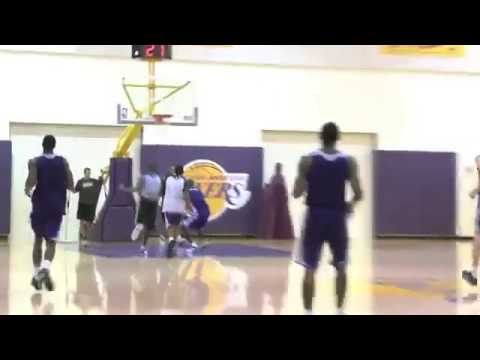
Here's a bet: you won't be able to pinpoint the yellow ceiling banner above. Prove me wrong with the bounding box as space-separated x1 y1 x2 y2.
380 45 466 57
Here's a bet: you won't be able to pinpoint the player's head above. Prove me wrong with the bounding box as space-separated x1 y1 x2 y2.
84 168 91 178
174 165 184 177
42 135 56 153
320 122 340 147
275 163 282 175
147 163 157 174
185 178 195 190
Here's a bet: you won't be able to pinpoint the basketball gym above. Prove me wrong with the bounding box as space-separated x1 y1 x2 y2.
0 45 477 315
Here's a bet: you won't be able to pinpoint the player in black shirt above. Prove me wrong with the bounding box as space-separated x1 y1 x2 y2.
74 168 105 239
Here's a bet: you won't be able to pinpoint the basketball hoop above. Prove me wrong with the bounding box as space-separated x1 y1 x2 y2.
152 114 173 124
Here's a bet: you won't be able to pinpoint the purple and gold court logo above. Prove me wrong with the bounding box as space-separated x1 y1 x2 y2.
184 160 251 221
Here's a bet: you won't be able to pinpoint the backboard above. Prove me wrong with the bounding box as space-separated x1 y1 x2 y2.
117 78 198 127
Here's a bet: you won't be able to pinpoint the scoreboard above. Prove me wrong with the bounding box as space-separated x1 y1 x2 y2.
132 45 172 60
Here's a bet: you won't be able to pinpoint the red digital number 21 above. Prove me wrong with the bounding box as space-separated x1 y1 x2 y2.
146 45 156 57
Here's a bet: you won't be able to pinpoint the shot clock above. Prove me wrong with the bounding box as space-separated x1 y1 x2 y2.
132 45 172 60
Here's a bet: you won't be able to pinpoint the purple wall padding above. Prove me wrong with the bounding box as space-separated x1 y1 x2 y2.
91 158 136 242
142 145 263 237
374 151 456 237
0 141 12 236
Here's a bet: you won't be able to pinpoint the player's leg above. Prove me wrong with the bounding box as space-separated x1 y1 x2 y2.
172 224 181 240
86 221 93 239
191 213 208 248
31 235 43 290
297 208 324 315
37 215 62 291
141 201 157 256
139 218 151 256
473 233 480 275
131 223 144 242
77 204 87 239
79 220 84 239
85 205 95 238
142 203 153 248
160 212 168 241
329 213 349 314
81 207 92 240
180 224 192 243
165 213 177 240
166 214 182 258
303 269 316 315
82 221 89 239
167 216 181 241
132 198 146 246
181 211 197 245
39 238 56 291
32 235 43 272
30 212 44 290
463 215 480 286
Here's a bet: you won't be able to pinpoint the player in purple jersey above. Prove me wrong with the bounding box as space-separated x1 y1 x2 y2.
462 155 480 286
180 179 210 248
25 135 74 291
293 123 363 315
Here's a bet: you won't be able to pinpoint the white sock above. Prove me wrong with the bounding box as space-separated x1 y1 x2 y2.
304 309 313 315
336 309 345 315
41 260 51 271
131 224 144 242
168 237 175 243
33 267 40 277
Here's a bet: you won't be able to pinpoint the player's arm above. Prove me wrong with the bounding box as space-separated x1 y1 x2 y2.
469 156 480 199
347 156 363 212
74 180 81 193
293 156 312 199
64 159 75 192
183 183 193 214
121 176 144 193
25 159 37 197
159 177 168 203
100 167 110 183
160 177 167 198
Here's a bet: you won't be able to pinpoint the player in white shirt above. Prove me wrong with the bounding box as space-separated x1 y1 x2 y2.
163 165 192 258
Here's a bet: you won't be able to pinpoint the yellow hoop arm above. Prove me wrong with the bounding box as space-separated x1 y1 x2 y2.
112 124 143 158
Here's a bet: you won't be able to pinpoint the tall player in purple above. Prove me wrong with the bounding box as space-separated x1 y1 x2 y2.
181 179 210 248
25 135 74 291
293 123 363 315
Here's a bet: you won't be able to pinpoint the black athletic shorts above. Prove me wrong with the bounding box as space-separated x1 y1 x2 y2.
137 198 158 231
165 213 184 227
77 203 96 223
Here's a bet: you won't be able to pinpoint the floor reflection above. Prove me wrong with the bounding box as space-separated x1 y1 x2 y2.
66 245 291 315
4 239 477 315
